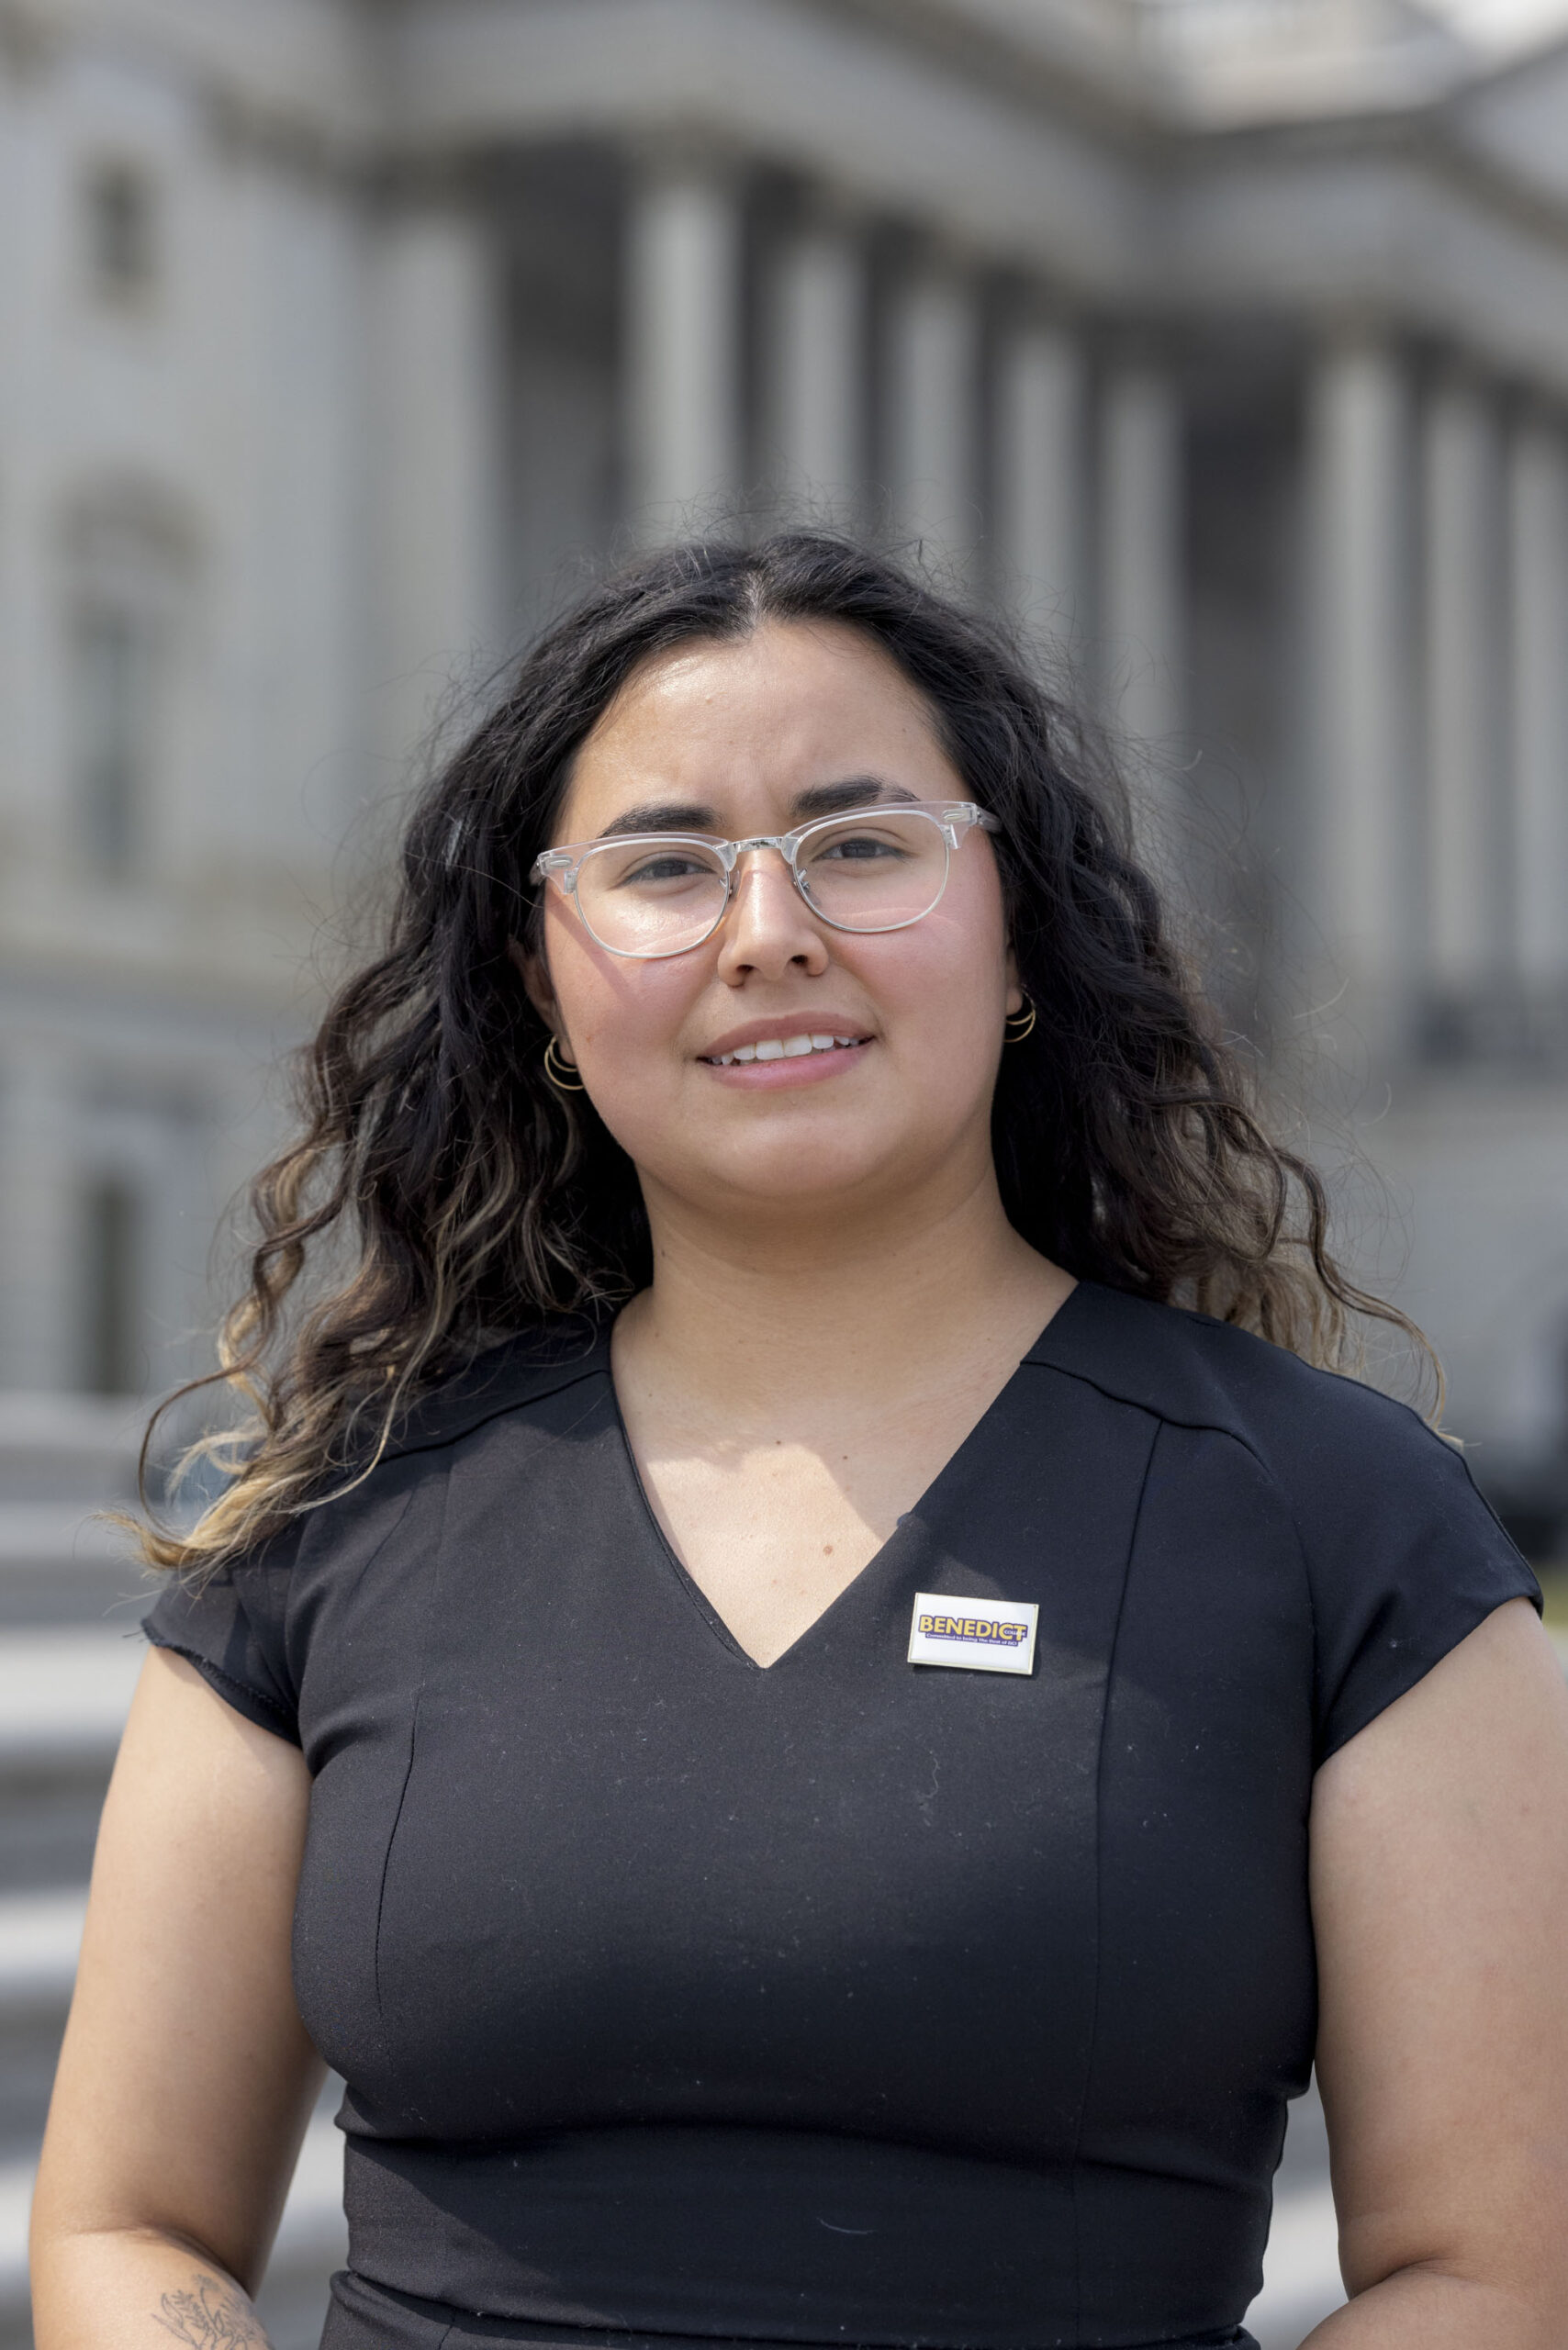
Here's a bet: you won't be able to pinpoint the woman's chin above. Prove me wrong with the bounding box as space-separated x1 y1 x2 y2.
680 1131 943 1220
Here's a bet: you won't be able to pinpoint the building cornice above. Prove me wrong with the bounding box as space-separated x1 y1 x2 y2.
377 0 1163 295
11 0 1568 355
1168 112 1568 389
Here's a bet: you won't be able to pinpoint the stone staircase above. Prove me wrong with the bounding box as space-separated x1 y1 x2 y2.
0 1394 344 2350
0 1394 1362 2348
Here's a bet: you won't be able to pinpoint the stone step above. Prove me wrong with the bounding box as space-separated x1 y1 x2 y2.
0 1382 189 1640
0 1507 151 1635
1249 2180 1342 2346
0 1895 84 2011
0 1762 107 1905
0 1506 131 1565
0 1631 140 2161
0 1628 141 1899
0 1894 81 2164
0 1629 145 1768
0 1395 144 1509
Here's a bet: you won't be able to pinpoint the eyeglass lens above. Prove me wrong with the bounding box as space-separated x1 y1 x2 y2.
572 810 953 957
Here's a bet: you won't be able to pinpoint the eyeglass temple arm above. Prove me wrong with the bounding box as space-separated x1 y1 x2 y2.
940 803 999 843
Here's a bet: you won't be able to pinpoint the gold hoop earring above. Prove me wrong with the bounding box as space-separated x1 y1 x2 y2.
1004 999 1037 1044
543 1037 586 1092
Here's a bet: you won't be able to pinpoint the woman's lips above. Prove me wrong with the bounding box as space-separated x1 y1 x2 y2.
699 1035 872 1088
704 1030 867 1068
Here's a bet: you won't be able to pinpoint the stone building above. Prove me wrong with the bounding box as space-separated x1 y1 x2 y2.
3 0 1568 1517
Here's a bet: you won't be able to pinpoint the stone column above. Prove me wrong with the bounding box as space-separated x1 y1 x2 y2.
994 313 1087 649
0 1042 81 1392
1098 345 1184 750
885 260 980 581
372 189 501 770
764 211 863 521
1508 410 1568 998
624 152 743 533
1304 333 1411 1028
1423 370 1505 1003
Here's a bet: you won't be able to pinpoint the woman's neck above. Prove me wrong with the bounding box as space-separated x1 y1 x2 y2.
617 1163 1073 1429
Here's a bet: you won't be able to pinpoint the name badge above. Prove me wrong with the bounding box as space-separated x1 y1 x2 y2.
908 1591 1038 1676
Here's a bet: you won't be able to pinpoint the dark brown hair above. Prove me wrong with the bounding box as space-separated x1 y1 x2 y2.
140 531 1421 1571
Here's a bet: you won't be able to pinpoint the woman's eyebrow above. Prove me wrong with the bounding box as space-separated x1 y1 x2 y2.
791 777 918 817
596 800 716 840
592 778 917 842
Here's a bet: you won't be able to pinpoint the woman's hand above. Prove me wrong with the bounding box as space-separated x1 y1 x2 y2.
29 1647 321 2347
1306 1596 1568 2345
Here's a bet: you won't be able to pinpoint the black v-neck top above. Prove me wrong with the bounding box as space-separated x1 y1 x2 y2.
145 1283 1538 2350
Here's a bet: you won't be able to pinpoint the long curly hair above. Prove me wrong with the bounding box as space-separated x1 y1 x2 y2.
139 531 1424 1572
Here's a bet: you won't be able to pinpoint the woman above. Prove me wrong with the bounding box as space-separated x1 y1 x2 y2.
30 534 1568 2350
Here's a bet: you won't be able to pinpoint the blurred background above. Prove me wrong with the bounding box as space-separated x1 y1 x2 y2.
4 0 1568 2344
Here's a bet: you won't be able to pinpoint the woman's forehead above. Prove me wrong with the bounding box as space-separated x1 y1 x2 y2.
560 620 955 834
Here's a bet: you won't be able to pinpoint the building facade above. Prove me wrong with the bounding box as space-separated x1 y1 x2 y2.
3 0 1568 1518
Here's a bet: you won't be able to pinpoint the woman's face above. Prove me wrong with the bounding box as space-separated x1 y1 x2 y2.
521 618 1020 1232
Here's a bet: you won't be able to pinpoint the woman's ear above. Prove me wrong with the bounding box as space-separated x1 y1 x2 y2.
1003 946 1024 1022
507 938 561 1037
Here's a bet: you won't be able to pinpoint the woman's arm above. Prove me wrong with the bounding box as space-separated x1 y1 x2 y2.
1305 1595 1568 2346
29 1647 323 2348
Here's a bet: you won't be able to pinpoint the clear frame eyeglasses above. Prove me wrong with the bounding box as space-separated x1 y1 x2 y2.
531 800 999 961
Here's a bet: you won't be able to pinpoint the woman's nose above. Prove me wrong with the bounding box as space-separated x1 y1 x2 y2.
714 851 830 982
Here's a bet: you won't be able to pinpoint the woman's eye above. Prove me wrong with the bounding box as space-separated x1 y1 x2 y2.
619 853 711 887
816 833 904 863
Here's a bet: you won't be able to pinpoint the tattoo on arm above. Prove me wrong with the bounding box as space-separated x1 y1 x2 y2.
152 2269 270 2347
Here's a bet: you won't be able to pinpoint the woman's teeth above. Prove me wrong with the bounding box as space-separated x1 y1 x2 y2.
709 1034 864 1067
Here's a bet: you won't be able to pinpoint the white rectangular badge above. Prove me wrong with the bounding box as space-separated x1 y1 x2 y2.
907 1591 1038 1676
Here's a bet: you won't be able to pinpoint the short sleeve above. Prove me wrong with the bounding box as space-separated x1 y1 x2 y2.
1292 1388 1541 1763
143 1526 305 1746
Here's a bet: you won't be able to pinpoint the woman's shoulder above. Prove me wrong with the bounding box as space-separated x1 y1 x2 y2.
378 1310 613 1463
1039 1283 1538 1763
160 1313 610 1590
142 1315 615 1739
1027 1278 1452 1492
